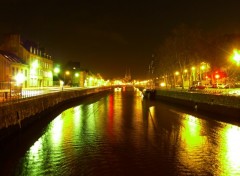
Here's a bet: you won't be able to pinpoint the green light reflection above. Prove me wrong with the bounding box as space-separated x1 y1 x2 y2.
51 114 63 147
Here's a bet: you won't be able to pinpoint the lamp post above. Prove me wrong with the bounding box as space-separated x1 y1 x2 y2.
184 69 188 88
215 73 220 88
174 71 179 88
74 72 79 87
64 71 70 85
15 73 25 98
200 63 206 84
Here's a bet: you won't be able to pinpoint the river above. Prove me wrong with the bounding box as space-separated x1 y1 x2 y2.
1 88 240 175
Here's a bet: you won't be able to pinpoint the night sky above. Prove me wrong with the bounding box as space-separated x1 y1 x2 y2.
1 0 240 79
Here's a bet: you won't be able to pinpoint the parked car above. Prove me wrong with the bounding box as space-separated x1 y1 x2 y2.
189 85 206 90
224 83 235 88
211 83 225 88
211 84 217 88
217 84 225 89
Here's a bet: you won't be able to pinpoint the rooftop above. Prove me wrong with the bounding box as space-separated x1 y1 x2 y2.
0 50 26 64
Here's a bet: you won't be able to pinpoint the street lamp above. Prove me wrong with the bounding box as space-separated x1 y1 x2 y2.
174 71 179 87
64 71 70 85
215 73 220 88
232 49 240 66
14 73 25 97
54 67 60 74
15 73 25 86
191 66 196 81
200 63 206 82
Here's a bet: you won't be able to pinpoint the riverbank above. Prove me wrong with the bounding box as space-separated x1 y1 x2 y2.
0 87 112 142
155 89 240 121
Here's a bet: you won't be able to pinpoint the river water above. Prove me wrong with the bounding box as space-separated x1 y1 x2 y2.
1 88 240 176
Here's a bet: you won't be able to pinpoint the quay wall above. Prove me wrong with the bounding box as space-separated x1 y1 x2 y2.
0 87 111 141
155 89 240 120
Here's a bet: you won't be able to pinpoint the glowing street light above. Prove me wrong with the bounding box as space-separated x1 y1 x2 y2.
174 71 180 87
75 73 79 77
232 49 240 66
32 60 38 68
54 67 60 74
215 74 220 79
15 73 25 86
201 65 206 70
65 71 70 75
215 73 220 88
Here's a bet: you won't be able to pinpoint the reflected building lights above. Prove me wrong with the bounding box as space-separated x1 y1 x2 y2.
226 127 240 165
179 114 207 172
51 114 63 146
86 103 98 132
73 106 82 131
181 115 204 149
29 138 43 160
219 125 240 175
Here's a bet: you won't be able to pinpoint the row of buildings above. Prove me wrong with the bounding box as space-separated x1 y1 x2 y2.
0 34 107 90
0 34 53 88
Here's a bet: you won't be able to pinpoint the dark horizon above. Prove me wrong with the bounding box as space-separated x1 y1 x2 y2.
1 0 240 79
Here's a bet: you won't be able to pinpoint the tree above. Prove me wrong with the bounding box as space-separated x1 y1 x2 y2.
157 24 204 89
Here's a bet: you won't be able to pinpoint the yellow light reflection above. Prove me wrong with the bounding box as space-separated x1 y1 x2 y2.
149 106 155 119
220 125 240 175
226 127 240 168
147 106 156 137
113 90 122 132
181 115 203 150
132 91 144 147
51 114 63 146
178 114 207 172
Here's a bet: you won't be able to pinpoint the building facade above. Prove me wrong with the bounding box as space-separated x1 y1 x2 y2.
0 34 53 87
0 50 28 88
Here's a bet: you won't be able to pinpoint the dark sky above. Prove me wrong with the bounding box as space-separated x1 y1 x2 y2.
1 0 240 79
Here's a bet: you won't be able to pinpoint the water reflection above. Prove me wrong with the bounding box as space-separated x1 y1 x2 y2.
3 90 240 175
51 114 63 146
219 125 240 175
178 114 208 174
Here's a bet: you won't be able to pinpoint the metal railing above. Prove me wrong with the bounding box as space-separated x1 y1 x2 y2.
0 81 58 105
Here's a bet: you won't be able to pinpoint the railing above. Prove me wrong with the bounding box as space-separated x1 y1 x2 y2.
0 86 59 105
0 85 109 105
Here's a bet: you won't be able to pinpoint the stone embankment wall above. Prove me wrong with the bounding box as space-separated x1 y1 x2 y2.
0 87 111 133
156 89 240 119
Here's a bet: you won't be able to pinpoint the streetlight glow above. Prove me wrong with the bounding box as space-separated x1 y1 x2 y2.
75 73 79 77
32 60 38 68
15 73 25 86
54 67 60 74
232 49 240 66
65 71 70 75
